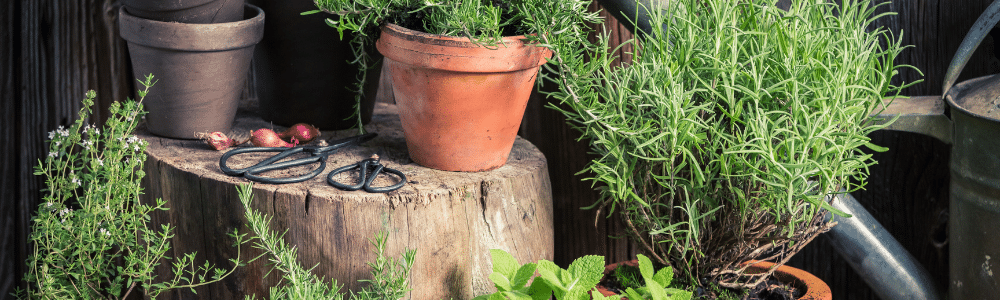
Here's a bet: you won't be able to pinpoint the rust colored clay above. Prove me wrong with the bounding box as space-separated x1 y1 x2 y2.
595 260 832 300
376 23 552 172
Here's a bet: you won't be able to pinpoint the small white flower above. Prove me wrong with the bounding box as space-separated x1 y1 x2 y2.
99 228 110 236
58 126 69 137
133 144 141 151
59 208 71 217
46 202 53 207
95 158 103 166
48 151 58 158
54 141 61 147
92 128 99 135
48 131 56 140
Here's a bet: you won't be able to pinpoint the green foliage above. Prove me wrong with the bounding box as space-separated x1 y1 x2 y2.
476 250 694 300
305 0 599 130
16 74 247 299
620 255 692 300
236 183 416 300
529 0 919 289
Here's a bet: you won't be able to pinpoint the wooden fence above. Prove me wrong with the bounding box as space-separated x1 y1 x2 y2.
2 0 997 299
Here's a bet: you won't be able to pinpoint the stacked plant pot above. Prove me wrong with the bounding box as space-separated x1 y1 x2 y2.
119 0 263 139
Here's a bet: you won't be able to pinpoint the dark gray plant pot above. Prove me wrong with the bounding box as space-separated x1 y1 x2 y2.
119 4 265 139
122 0 246 24
250 0 379 130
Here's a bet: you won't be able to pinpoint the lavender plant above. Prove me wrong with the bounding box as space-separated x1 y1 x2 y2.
527 0 919 290
16 74 247 299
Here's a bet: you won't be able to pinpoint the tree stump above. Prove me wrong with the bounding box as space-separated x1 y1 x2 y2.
138 103 554 300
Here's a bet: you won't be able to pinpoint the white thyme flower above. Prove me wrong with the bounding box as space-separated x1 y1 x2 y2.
95 158 103 166
48 131 56 140
133 144 141 151
46 202 53 207
99 228 110 236
48 151 58 158
54 141 61 147
58 126 69 137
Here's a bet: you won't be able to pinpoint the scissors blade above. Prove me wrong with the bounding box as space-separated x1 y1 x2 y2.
323 133 378 151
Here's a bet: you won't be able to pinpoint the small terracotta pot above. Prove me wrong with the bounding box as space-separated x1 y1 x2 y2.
119 4 264 139
595 260 832 300
376 23 552 172
122 0 245 24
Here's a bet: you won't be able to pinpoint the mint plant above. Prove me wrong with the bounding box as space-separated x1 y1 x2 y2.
476 250 692 300
16 74 247 299
236 183 416 300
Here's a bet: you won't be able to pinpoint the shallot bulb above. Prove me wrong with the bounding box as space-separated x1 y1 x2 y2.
200 131 242 151
278 123 321 144
251 128 297 147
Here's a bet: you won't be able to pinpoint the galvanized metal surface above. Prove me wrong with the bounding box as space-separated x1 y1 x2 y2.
826 192 942 300
875 96 953 144
944 75 1000 299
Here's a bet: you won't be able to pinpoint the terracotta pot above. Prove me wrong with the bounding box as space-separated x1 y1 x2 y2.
376 23 552 172
122 0 245 24
595 260 832 300
250 0 379 130
119 4 264 139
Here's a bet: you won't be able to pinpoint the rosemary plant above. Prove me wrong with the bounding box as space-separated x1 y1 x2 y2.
237 183 416 300
304 0 597 130
530 0 919 290
16 75 248 299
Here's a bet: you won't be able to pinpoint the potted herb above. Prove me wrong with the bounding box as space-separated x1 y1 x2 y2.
307 0 597 172
533 0 916 297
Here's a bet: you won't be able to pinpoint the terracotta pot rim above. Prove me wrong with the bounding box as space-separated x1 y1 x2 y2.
596 260 832 300
381 23 535 48
376 23 552 73
118 3 265 51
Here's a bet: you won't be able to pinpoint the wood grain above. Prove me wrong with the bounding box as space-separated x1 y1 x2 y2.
138 103 554 300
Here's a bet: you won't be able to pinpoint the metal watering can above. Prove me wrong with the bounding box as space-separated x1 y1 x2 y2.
594 0 1000 299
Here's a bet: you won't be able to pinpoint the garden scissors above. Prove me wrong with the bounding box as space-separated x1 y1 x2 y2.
219 133 377 184
327 153 406 193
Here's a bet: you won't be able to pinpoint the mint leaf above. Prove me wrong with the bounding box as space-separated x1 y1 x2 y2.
652 266 673 287
566 255 604 293
490 271 513 291
490 249 520 279
511 262 537 288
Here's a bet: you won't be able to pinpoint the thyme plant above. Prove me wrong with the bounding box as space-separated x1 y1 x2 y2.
304 0 596 130
16 75 247 299
237 183 416 300
530 0 918 289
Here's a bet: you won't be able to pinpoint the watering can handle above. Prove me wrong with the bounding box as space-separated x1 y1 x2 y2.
942 0 1000 96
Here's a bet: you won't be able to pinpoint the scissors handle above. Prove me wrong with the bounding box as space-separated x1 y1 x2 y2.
219 147 306 176
327 158 406 193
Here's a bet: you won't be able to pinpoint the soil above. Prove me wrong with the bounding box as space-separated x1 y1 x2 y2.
598 266 804 300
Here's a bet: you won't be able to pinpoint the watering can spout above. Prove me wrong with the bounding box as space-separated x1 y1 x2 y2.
873 96 953 144
827 192 943 300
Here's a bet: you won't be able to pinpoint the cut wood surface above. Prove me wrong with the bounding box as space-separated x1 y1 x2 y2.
138 102 554 300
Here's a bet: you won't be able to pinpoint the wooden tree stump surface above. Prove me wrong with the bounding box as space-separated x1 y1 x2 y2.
138 102 554 300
